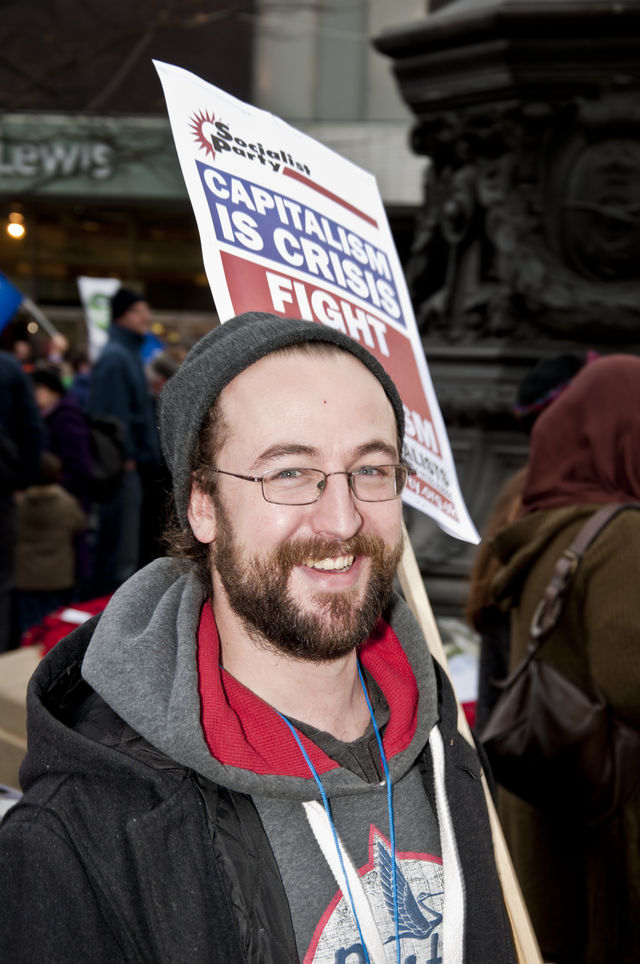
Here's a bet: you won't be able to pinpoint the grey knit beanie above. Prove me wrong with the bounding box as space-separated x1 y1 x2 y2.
158 312 405 528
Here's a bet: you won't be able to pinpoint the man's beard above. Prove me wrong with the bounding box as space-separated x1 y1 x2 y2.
211 498 403 662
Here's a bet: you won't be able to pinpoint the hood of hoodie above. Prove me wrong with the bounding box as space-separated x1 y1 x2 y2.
36 557 440 802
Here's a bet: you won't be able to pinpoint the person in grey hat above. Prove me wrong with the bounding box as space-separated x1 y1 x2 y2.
87 286 161 595
0 312 514 963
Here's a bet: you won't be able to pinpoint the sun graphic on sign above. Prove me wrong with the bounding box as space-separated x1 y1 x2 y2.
190 109 217 159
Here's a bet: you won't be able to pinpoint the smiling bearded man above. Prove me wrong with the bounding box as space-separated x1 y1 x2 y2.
212 510 404 661
0 312 514 964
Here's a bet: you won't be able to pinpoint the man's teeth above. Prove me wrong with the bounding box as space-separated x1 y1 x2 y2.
304 555 354 571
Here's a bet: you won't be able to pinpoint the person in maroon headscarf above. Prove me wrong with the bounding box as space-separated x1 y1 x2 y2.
490 353 640 964
467 352 589 734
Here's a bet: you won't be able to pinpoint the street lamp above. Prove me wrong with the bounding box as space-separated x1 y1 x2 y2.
6 210 26 240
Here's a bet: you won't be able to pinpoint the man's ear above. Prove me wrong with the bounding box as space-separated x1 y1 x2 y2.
187 485 216 544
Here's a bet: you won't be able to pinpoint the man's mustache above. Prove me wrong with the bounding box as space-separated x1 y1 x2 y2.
274 533 393 570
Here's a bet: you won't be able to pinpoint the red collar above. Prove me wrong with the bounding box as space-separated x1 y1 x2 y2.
196 602 419 777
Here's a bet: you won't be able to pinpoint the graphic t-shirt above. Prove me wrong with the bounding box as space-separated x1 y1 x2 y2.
194 603 444 960
254 761 443 963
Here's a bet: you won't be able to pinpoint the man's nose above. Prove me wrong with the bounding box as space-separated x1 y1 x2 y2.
310 472 363 539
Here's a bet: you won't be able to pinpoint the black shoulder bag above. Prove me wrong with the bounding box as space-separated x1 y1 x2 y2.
480 503 640 827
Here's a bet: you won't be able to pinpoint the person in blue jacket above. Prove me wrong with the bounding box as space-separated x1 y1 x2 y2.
88 287 161 594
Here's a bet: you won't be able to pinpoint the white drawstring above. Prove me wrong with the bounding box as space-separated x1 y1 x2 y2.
430 724 465 964
303 800 388 964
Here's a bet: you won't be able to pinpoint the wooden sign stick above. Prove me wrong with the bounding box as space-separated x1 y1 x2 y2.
398 524 543 964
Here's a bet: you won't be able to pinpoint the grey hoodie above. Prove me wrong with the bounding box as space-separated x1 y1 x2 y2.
82 558 457 961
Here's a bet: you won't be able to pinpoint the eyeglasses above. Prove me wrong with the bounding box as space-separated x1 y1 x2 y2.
206 463 412 505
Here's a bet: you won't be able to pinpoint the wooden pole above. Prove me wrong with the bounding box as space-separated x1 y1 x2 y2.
398 524 543 964
22 297 59 338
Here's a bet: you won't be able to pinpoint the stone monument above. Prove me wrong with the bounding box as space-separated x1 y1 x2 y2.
375 0 640 614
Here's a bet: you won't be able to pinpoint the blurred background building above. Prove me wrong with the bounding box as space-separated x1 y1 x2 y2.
4 0 640 622
0 0 426 350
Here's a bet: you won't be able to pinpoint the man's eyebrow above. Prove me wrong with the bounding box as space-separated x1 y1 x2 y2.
353 439 399 461
253 439 398 469
253 443 319 467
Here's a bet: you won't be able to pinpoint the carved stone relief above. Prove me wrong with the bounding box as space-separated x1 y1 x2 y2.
375 4 640 614
406 87 640 347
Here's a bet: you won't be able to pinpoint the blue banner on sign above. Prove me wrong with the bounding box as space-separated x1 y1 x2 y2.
195 161 403 326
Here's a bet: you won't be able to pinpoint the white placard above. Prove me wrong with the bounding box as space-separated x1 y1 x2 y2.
77 276 120 361
155 61 478 543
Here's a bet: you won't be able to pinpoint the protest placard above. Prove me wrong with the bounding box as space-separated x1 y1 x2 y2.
77 276 120 360
154 60 478 544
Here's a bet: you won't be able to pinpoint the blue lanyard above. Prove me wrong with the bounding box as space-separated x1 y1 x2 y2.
357 660 400 962
277 659 400 964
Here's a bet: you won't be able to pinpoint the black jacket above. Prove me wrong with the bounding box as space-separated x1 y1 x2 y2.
0 615 514 963
0 349 43 494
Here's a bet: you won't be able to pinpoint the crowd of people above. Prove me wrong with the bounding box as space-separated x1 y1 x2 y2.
0 287 182 652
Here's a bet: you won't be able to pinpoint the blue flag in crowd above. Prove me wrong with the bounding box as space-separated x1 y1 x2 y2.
141 331 165 363
0 272 24 333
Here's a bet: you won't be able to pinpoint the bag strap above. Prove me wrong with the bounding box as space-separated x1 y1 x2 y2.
530 502 640 646
498 503 640 689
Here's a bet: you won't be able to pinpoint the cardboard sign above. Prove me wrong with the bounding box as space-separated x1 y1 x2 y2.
155 61 478 543
0 647 41 789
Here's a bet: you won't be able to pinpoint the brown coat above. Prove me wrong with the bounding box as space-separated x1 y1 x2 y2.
491 504 640 964
15 484 86 591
